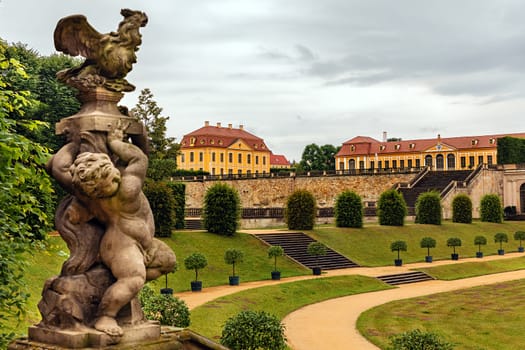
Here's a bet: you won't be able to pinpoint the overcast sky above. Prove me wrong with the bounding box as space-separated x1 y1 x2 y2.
2 1 525 161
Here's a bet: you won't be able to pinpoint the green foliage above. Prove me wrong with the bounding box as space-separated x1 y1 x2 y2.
474 235 487 249
415 191 442 225
220 310 286 350
335 190 363 228
480 194 503 223
388 329 454 350
446 237 462 254
144 181 176 237
451 194 472 224
203 183 241 236
268 246 284 272
138 285 190 327
494 232 509 250
285 189 317 230
307 242 327 257
224 249 244 277
184 252 208 281
513 231 525 246
147 158 178 181
496 136 525 164
0 39 54 346
378 190 407 226
420 237 436 256
390 240 407 260
298 143 340 171
166 182 186 229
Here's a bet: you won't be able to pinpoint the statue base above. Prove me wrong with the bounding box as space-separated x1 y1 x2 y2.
9 327 228 350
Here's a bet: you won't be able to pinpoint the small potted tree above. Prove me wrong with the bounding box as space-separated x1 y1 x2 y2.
494 232 508 255
390 240 407 266
224 248 244 285
474 235 487 258
447 237 462 260
184 252 208 292
268 245 285 280
514 231 525 253
420 236 436 263
307 242 327 275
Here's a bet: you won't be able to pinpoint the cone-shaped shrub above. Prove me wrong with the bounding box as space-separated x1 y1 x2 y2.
377 190 407 226
480 194 503 223
335 190 363 228
415 191 441 225
452 194 472 223
203 183 241 235
285 190 316 230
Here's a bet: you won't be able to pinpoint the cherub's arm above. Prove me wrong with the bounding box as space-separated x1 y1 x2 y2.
46 141 79 193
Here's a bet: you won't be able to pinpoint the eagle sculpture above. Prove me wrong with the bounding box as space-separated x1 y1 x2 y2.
54 9 148 92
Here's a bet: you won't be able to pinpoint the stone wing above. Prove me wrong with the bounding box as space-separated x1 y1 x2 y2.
54 14 103 59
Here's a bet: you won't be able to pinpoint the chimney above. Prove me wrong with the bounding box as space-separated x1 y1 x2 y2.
382 131 387 142
228 123 232 129
239 124 244 130
216 122 221 128
204 121 209 126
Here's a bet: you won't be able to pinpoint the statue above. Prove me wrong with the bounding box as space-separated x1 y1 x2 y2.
27 9 177 348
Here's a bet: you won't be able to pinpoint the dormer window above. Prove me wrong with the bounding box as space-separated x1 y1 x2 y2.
395 144 400 150
489 138 495 145
200 139 205 145
380 145 386 151
190 137 196 146
471 139 479 146
350 145 355 152
409 143 415 149
210 139 215 145
218 140 223 145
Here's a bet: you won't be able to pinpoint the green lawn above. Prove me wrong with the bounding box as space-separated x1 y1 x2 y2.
190 275 392 342
357 279 525 350
308 220 525 266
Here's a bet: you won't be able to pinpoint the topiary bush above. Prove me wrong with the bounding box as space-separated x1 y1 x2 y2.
139 285 190 327
285 189 316 230
377 190 407 226
334 190 363 228
389 329 454 350
144 180 176 237
415 191 441 225
480 194 503 223
203 183 241 236
166 182 186 229
220 310 286 350
452 194 472 224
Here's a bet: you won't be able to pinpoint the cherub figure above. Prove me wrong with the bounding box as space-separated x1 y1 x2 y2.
47 123 176 337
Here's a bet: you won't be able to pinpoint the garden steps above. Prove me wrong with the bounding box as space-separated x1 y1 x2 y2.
376 271 434 285
184 219 203 230
254 232 359 270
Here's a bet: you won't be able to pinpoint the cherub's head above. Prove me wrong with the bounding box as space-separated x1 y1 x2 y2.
70 152 121 198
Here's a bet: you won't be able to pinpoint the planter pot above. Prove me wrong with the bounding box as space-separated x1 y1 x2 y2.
229 276 240 286
425 256 433 263
190 281 203 292
451 253 459 260
160 288 173 295
476 251 483 258
498 249 505 256
312 267 322 275
519 247 524 253
271 271 281 280
394 259 403 267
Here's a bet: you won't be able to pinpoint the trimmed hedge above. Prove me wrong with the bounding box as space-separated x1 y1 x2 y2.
144 181 176 237
480 194 503 223
203 183 241 236
415 191 441 225
377 190 407 226
452 194 472 224
139 285 190 327
166 182 186 229
334 190 363 228
285 190 317 230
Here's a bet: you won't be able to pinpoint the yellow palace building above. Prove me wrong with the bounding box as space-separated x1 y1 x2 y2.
335 132 525 172
177 121 272 175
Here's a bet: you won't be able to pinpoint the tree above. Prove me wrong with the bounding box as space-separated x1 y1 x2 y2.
0 39 54 347
452 194 472 224
184 253 208 282
420 237 437 257
224 249 244 277
390 240 407 260
497 136 525 164
298 143 339 171
203 183 241 235
334 190 363 228
480 194 503 223
377 190 407 226
285 190 317 230
415 191 441 225
131 88 179 160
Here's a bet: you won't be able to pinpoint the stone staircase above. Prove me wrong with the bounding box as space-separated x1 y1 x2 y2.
376 271 434 285
254 232 359 270
184 219 203 230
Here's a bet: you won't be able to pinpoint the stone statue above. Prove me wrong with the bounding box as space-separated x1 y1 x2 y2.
54 8 148 92
27 9 177 348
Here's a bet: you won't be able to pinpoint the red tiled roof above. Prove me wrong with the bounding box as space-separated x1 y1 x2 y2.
270 154 290 166
180 124 270 151
336 132 525 157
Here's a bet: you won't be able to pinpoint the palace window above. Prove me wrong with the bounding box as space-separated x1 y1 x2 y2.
181 154 185 163
238 153 242 163
263 156 266 165
199 152 203 162
370 161 375 170
415 159 421 168
384 160 390 169
378 160 382 169
256 156 259 165
247 154 251 164
469 156 475 167
488 155 493 165
392 160 397 169
190 152 194 162
220 153 224 162
400 160 405 169
461 156 466 168
447 154 456 169
229 153 233 162
359 161 365 169
478 155 484 165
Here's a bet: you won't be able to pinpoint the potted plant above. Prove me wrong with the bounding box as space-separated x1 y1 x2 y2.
514 231 525 253
307 242 327 275
390 240 407 266
494 232 508 255
420 236 436 263
268 245 285 280
184 252 208 292
446 237 462 260
224 248 244 285
474 235 487 258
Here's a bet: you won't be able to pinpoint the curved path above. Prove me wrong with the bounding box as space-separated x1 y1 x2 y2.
176 251 525 349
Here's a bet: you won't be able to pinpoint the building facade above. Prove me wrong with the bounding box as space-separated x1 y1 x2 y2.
177 121 272 175
270 153 291 169
335 132 525 172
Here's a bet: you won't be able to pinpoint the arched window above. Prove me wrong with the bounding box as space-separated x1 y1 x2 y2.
424 155 433 168
447 154 456 170
436 154 444 170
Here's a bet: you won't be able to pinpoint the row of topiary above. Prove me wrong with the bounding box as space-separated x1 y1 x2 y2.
391 231 525 265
